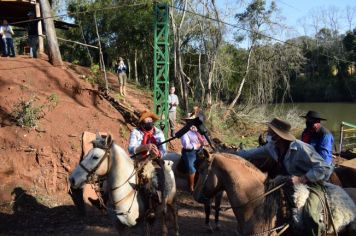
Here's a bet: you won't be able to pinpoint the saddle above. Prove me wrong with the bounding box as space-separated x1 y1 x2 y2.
135 156 169 221
275 180 356 234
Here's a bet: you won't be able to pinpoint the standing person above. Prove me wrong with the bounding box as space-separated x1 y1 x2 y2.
0 20 15 57
168 86 179 137
181 114 208 193
236 118 332 236
116 57 128 96
128 109 166 159
301 110 334 165
27 11 39 58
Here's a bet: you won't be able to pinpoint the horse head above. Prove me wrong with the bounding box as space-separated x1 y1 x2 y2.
193 149 221 204
69 134 113 189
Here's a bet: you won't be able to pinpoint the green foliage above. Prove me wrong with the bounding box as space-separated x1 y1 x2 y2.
12 94 59 128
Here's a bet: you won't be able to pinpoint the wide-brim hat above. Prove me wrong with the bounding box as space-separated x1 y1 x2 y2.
300 110 326 121
266 118 296 141
139 110 159 122
182 113 196 120
118 57 123 61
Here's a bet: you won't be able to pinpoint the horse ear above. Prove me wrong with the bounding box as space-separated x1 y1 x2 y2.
96 131 101 140
105 134 112 146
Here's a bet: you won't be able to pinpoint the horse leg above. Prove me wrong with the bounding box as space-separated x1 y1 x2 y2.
161 212 168 236
168 202 179 236
204 199 213 233
214 191 223 231
143 220 151 236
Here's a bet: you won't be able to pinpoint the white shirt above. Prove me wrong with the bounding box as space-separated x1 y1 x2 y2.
0 25 14 39
168 94 179 112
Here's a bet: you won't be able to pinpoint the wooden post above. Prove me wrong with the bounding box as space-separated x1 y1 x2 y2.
35 3 44 54
39 0 63 66
94 12 108 92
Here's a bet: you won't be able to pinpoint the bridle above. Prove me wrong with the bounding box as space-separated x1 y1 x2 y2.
78 141 138 216
79 140 113 182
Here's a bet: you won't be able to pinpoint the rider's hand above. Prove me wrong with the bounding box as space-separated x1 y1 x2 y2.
290 175 308 185
145 144 160 157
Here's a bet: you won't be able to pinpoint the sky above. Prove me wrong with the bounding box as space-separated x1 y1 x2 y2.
217 0 356 44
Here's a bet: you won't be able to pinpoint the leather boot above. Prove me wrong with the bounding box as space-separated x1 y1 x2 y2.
188 173 195 193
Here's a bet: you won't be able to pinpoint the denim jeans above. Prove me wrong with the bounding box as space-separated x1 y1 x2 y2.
2 38 15 56
29 36 38 58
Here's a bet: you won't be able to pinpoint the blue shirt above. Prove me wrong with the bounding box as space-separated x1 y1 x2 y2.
301 127 334 165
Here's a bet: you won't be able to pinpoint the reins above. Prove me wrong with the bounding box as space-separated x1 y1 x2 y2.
83 143 159 216
199 155 287 210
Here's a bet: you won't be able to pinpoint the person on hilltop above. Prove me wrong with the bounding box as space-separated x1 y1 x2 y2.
27 11 39 58
180 113 208 193
128 110 166 159
115 57 128 96
168 85 179 137
301 110 334 165
236 118 332 236
0 19 15 57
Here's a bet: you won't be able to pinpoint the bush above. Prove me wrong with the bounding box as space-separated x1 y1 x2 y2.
12 94 59 128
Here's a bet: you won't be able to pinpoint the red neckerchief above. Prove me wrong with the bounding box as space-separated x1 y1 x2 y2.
140 128 158 158
302 129 313 143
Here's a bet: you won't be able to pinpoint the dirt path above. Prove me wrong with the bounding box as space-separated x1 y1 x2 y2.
0 175 236 236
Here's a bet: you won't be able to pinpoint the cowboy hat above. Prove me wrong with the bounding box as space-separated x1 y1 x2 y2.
139 109 159 122
182 112 196 120
300 110 326 121
266 118 296 141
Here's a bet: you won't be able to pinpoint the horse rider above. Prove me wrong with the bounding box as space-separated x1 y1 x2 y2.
236 118 333 236
128 109 166 159
180 112 208 193
128 109 166 218
301 110 334 165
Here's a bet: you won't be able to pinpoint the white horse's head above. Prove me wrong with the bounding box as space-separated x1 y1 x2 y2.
69 134 113 189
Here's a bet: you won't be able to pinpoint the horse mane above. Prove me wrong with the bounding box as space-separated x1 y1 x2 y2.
112 143 132 162
214 153 267 182
214 152 283 228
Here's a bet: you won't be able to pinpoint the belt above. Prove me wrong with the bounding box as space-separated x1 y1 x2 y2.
182 148 195 152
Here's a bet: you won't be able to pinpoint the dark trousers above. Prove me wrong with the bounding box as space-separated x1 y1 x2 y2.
2 38 15 56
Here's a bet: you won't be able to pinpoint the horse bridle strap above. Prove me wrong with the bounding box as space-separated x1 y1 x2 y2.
79 142 113 178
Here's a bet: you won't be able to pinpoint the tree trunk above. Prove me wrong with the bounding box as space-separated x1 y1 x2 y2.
127 58 131 81
93 13 108 92
224 46 254 119
35 3 44 54
39 0 63 66
134 49 138 84
198 52 205 105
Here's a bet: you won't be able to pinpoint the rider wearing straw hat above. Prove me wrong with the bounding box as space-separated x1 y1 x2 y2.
128 109 166 159
237 118 332 236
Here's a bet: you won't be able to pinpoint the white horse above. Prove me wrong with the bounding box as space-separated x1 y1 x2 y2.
69 134 179 236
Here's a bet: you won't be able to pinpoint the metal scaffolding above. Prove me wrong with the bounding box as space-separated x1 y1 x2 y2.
153 3 170 137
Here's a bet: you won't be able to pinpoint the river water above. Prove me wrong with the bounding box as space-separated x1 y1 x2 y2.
282 103 356 150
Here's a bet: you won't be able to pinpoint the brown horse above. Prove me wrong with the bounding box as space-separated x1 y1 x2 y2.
193 152 356 235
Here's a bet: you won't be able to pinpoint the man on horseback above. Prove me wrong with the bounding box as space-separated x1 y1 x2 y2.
301 110 334 165
128 109 167 219
237 118 333 236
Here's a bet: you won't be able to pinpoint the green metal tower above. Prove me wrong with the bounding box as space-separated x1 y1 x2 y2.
153 3 170 137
